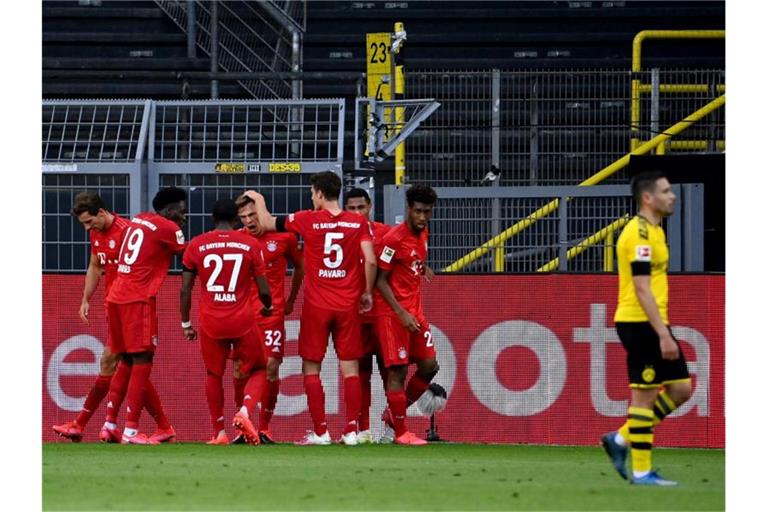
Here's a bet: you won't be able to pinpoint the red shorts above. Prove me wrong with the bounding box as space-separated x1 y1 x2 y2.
257 313 286 360
376 313 436 368
299 301 362 362
106 300 158 354
201 326 266 377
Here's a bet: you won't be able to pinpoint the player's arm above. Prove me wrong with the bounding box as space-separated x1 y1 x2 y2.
79 253 104 325
180 267 197 341
632 274 678 360
242 190 278 232
285 249 304 315
423 263 435 283
376 268 420 332
360 240 377 313
256 275 273 316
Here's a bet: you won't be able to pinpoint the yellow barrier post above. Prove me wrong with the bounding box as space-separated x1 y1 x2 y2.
603 227 615 272
443 94 725 272
631 30 725 150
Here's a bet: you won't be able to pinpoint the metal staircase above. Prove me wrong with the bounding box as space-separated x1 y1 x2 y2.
155 1 305 99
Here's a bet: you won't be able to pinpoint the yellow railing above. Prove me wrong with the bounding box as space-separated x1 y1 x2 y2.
631 29 725 150
442 94 725 272
536 215 630 272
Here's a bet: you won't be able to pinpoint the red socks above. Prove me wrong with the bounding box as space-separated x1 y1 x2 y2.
75 374 112 427
233 377 246 408
343 375 361 435
358 356 373 431
386 390 408 437
405 373 431 407
124 362 152 429
303 374 327 436
143 380 171 430
206 373 225 434
259 379 280 431
242 370 266 416
105 361 131 424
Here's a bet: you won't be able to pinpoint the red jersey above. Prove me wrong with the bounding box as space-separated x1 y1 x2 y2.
90 214 130 296
364 220 391 319
376 222 429 316
183 230 266 339
106 212 186 304
240 229 302 312
284 209 372 310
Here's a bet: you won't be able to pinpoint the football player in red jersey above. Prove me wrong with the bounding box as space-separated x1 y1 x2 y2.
236 194 305 444
53 192 173 443
343 188 390 444
103 187 187 444
375 185 439 445
241 171 377 445
180 199 273 445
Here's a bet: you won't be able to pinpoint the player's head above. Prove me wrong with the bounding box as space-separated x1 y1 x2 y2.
235 193 263 236
211 198 238 228
310 171 341 210
71 191 112 232
344 188 372 219
405 184 438 233
152 187 188 227
631 170 676 217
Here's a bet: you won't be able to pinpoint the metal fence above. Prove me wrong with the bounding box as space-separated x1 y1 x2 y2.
42 100 150 272
405 69 725 187
383 184 704 273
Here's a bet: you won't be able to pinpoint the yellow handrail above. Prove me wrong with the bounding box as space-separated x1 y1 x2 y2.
536 215 630 272
442 94 725 272
631 29 725 150
638 84 725 94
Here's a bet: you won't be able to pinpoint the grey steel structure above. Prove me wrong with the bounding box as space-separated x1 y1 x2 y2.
383 184 704 273
42 99 151 272
404 69 725 186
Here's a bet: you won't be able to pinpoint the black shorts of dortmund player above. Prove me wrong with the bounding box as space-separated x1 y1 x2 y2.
616 322 690 389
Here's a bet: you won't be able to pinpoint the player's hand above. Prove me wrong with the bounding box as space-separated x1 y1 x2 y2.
183 326 197 341
659 331 679 360
284 299 295 315
398 310 421 333
423 265 435 283
243 190 264 204
79 300 90 325
359 292 373 313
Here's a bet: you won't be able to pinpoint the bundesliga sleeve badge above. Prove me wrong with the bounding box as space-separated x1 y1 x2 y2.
635 245 651 262
176 230 186 244
380 246 395 263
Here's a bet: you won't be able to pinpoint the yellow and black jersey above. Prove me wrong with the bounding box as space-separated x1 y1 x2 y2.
614 215 669 324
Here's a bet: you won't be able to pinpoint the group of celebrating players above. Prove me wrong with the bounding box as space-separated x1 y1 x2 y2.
53 171 441 446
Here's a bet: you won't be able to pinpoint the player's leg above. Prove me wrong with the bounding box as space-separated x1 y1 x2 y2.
232 328 268 445
335 308 364 444
144 380 175 443
357 350 374 443
200 331 228 443
258 315 285 443
120 301 161 445
53 347 118 441
296 302 332 445
99 302 130 443
405 322 439 407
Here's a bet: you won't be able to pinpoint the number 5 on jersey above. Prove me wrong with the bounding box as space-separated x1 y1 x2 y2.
323 232 344 269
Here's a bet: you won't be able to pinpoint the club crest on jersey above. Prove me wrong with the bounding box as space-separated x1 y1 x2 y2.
176 230 185 245
380 246 395 263
635 245 652 262
109 239 116 249
398 347 407 360
267 241 278 252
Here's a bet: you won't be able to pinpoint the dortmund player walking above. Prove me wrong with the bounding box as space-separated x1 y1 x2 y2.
601 171 692 486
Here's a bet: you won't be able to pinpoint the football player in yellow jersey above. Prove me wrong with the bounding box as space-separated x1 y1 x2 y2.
601 171 692 486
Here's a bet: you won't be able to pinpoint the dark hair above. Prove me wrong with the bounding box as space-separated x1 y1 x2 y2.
310 171 341 201
71 192 108 217
630 171 667 204
235 193 254 210
152 187 187 212
345 188 371 204
406 184 438 207
212 198 238 223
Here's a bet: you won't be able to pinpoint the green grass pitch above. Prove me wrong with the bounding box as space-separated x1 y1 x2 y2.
43 443 724 511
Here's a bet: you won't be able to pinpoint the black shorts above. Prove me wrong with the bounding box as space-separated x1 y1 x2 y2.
615 322 690 389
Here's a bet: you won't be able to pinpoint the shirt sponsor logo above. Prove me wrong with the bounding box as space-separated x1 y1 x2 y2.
176 230 185 245
380 246 395 263
635 245 651 262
